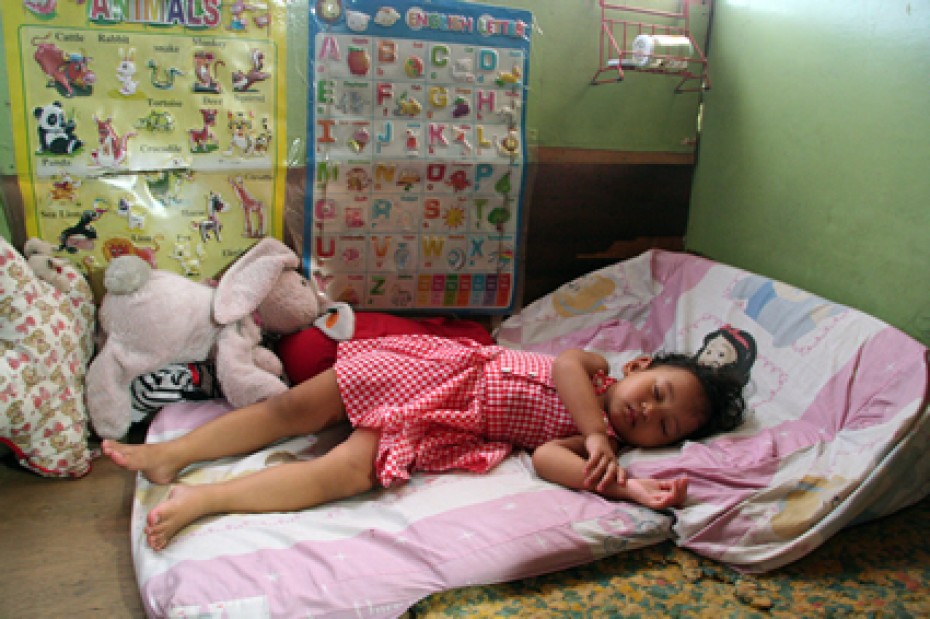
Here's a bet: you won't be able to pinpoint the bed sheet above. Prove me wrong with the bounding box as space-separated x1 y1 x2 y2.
134 400 671 618
132 250 930 617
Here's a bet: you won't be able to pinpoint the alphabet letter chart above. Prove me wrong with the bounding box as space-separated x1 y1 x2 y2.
306 0 532 313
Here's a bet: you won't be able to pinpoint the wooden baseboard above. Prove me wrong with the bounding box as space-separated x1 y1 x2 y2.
534 147 694 166
518 157 693 306
577 236 685 260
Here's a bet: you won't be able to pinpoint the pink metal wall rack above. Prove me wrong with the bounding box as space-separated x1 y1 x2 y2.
591 0 710 93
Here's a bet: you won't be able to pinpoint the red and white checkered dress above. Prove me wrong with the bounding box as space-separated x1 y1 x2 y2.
334 334 580 486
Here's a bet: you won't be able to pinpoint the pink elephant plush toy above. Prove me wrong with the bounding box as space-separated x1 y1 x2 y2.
86 237 353 439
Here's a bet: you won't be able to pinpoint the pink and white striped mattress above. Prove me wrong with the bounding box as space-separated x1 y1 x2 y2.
133 250 929 618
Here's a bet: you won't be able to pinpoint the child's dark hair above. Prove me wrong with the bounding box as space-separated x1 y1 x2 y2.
650 352 747 440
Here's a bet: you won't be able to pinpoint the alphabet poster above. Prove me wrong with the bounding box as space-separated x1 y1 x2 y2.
3 0 288 280
306 0 532 313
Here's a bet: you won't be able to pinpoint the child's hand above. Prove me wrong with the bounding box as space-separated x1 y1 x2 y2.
583 432 626 492
623 476 689 509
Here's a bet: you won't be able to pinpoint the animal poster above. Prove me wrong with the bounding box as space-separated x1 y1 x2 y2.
3 0 288 281
305 0 532 313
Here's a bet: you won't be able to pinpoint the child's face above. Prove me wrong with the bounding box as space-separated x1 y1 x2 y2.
603 359 708 448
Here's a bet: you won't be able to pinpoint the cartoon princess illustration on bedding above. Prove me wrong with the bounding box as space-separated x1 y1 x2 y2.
694 324 757 387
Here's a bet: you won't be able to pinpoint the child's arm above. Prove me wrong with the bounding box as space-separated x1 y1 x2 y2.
551 349 623 486
532 436 688 509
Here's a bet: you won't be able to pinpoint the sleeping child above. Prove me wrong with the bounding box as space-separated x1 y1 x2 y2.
103 334 746 550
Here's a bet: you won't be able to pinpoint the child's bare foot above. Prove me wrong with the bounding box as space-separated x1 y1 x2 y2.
102 439 183 485
145 484 210 550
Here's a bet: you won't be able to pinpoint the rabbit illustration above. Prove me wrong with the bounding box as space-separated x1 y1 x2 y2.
117 48 138 96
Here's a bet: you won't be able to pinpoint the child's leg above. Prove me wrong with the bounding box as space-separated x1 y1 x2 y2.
144 428 381 550
104 369 347 484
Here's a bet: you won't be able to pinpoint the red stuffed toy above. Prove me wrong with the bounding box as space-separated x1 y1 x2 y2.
276 312 494 385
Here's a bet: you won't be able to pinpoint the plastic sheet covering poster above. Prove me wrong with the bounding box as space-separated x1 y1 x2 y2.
3 0 287 280
306 0 532 313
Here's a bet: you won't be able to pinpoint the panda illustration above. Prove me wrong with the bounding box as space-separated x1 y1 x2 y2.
34 101 83 155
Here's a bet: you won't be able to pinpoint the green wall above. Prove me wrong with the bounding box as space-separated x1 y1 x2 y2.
5 1 925 346
0 11 13 242
1 1 704 244
281 1 707 157
0 202 9 241
688 0 930 345
0 2 703 168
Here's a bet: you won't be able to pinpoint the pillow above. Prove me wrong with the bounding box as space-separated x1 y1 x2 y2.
498 249 930 572
0 237 95 477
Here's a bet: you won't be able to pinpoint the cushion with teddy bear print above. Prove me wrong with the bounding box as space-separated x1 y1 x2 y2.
1 236 95 477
